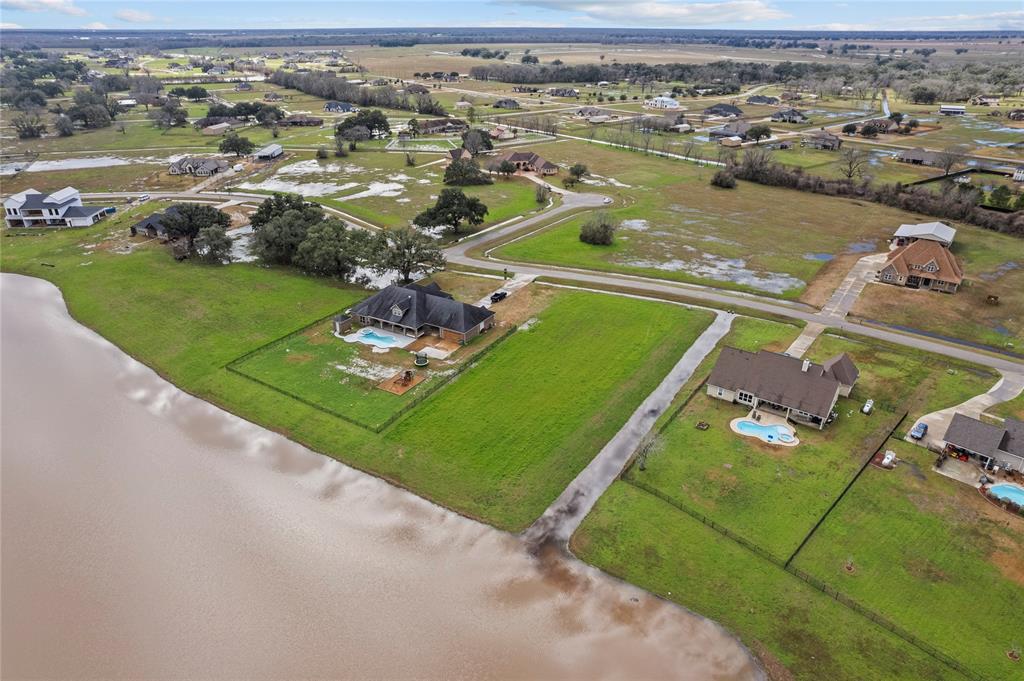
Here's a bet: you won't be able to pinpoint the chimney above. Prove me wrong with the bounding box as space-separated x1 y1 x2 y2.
802 359 811 373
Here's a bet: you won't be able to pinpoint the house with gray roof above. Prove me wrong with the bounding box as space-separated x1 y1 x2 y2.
771 108 808 123
168 157 229 177
130 205 181 239
707 348 859 429
348 282 495 344
895 147 939 166
704 103 744 118
4 187 110 229
943 413 1024 472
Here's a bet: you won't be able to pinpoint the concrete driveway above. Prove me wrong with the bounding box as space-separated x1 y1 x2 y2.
906 371 1024 450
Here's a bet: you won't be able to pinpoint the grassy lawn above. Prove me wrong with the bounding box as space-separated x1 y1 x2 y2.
491 140 939 299
231 150 547 233
851 226 1024 349
2 217 713 533
385 292 715 530
909 114 1024 162
629 331 998 560
230 318 438 430
986 392 1024 421
1 163 200 195
791 440 1024 681
6 122 278 154
571 482 964 681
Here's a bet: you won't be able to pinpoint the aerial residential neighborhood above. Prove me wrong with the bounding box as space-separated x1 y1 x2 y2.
1 12 1022 681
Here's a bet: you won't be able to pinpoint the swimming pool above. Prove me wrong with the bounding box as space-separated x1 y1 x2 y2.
342 327 413 349
989 484 1024 506
734 419 797 445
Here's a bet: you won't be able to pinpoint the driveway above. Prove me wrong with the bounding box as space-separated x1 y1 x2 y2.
523 312 735 547
906 371 1024 450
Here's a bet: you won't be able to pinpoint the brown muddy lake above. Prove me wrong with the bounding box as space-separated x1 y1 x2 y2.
1 273 761 680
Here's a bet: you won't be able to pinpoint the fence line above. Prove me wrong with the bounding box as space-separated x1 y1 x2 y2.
784 411 908 567
624 472 987 681
226 317 518 434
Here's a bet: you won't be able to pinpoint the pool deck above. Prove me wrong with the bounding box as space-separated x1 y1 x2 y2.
729 409 801 447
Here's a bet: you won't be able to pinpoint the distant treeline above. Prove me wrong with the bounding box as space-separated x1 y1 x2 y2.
2 27 1022 50
268 70 447 116
469 60 838 86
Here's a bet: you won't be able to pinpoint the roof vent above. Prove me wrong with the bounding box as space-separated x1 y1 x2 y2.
802 359 811 373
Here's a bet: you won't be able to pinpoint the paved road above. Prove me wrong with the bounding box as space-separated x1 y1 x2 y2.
523 312 735 547
446 202 1024 374
81 187 1024 375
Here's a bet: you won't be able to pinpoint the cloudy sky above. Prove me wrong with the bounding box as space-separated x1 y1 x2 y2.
1 0 1022 31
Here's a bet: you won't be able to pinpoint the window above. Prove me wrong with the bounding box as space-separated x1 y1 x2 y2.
738 391 754 404
882 272 893 282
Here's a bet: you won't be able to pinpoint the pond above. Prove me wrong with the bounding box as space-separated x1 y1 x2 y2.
0 273 761 680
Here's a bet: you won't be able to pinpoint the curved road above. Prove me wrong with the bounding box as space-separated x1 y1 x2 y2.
84 188 1023 374
446 190 1024 375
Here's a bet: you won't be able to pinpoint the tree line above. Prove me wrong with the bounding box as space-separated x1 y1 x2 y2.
715 147 1024 237
267 70 447 116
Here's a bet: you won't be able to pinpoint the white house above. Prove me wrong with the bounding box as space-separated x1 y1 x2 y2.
4 187 110 229
1013 167 1024 182
645 95 681 110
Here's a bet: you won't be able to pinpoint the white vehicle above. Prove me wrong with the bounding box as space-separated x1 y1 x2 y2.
138 193 151 202
232 164 244 172
861 399 874 415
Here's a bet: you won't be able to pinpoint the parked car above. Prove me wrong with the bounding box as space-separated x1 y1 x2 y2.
861 399 874 415
490 291 509 303
910 422 928 440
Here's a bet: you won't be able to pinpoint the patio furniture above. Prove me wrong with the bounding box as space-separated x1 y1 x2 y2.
414 352 428 367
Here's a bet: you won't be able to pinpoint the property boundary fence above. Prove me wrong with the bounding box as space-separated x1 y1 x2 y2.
784 410 908 566
624 407 990 681
225 313 518 434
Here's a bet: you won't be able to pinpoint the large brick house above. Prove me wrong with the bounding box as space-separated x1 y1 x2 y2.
488 150 558 175
348 282 495 345
877 239 963 293
707 348 859 430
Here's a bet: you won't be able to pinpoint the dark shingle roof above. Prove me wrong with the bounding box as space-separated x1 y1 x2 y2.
945 414 1024 461
944 413 1009 457
708 348 849 418
823 353 859 386
705 103 743 116
351 284 493 334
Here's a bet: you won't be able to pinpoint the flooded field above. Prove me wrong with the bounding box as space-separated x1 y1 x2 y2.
0 274 761 681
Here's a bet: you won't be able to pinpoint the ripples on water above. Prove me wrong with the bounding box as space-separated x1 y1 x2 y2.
1 273 761 681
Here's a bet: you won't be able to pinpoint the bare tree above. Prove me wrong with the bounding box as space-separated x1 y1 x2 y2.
934 144 967 176
837 147 871 179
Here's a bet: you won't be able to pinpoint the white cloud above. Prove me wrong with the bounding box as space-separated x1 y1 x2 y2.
83 21 108 29
115 8 155 23
1 21 25 28
0 0 86 16
805 10 1024 31
515 0 788 25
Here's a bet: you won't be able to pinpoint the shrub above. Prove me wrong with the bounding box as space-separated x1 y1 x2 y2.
316 145 328 159
711 169 737 188
579 212 617 246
